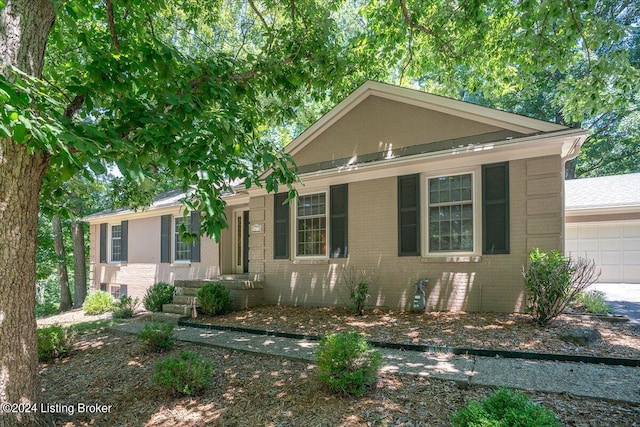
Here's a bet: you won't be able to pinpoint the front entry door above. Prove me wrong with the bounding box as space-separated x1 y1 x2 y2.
233 210 250 274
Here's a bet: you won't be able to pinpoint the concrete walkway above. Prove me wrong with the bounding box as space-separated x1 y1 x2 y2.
110 322 640 404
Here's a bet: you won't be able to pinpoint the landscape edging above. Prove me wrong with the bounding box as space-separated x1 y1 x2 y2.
178 321 640 367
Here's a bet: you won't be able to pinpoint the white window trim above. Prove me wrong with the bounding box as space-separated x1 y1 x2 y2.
108 223 123 264
293 188 330 260
422 168 482 257
172 216 192 264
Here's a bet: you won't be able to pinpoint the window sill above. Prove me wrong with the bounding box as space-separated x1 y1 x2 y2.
292 258 329 265
421 255 482 263
107 262 126 267
170 262 192 268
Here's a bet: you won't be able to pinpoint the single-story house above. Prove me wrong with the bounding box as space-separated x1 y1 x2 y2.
565 173 640 284
85 80 590 313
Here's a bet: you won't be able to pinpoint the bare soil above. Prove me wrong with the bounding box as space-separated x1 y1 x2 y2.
39 306 640 426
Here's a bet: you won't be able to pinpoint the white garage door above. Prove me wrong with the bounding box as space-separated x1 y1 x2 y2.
565 221 640 283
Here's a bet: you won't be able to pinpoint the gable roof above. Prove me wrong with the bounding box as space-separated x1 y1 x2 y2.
83 188 188 222
565 173 640 213
286 80 570 158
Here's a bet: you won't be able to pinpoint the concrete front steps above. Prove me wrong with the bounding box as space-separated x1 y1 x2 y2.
162 275 264 317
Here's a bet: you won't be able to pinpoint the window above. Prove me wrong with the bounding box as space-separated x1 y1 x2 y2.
174 216 192 262
109 284 121 299
427 173 474 253
296 192 327 257
110 224 122 262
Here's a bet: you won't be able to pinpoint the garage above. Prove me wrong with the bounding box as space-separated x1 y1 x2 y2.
565 221 640 283
565 173 640 284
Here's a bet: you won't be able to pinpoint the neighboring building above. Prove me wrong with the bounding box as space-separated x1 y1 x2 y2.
85 81 589 312
565 173 640 284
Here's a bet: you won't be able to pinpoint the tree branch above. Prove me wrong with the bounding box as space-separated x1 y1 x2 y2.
64 94 86 118
398 0 457 58
248 0 270 31
106 0 121 52
566 0 591 69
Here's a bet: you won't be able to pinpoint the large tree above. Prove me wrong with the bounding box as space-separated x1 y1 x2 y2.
1 0 350 424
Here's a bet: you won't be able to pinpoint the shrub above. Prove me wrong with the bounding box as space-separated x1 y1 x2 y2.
137 322 175 352
338 265 374 316
143 282 175 312
523 248 600 325
197 282 230 316
82 290 114 315
450 388 560 427
112 295 140 319
37 326 76 361
570 290 612 315
154 351 213 396
316 330 382 395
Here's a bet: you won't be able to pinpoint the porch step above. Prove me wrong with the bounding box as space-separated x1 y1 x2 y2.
172 295 199 305
162 303 197 316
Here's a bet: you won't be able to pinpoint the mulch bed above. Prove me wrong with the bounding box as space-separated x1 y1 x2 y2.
38 306 640 426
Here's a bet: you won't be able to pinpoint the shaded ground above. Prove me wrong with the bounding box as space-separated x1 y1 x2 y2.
191 306 640 360
38 307 640 426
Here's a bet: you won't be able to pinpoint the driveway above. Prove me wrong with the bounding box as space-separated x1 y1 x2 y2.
591 283 640 328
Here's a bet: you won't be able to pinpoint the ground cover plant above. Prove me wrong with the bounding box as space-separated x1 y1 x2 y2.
137 322 176 352
154 351 213 396
450 388 560 427
112 295 140 319
571 290 612 315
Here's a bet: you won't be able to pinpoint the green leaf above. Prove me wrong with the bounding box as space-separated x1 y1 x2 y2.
13 123 27 142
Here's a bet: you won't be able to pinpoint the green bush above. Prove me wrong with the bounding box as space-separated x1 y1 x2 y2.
143 282 175 312
570 290 612 314
316 330 382 395
112 295 140 319
82 290 114 315
197 282 230 316
137 322 175 352
37 326 76 361
523 248 599 325
154 351 213 396
450 388 559 427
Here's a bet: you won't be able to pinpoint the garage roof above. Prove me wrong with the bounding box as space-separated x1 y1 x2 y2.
565 173 640 211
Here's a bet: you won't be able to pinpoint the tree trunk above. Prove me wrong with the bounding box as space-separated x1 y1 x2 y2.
53 215 73 311
0 1 56 425
72 221 87 308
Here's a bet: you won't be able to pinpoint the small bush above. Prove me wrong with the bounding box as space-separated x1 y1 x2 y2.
316 330 382 395
143 282 175 312
523 248 600 325
137 322 175 352
112 295 140 319
450 388 560 427
36 302 59 318
82 290 114 315
197 282 230 316
570 290 612 314
154 351 213 395
37 326 76 361
338 265 374 316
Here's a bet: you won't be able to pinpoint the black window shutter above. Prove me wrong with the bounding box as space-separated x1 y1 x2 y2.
99 223 107 263
190 211 201 262
120 220 128 262
273 193 290 259
330 184 348 258
120 284 128 297
398 174 421 256
160 214 171 263
482 162 510 254
99 282 107 292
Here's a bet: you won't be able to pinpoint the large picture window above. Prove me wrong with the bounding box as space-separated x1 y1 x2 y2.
174 216 192 261
428 173 474 252
296 192 327 257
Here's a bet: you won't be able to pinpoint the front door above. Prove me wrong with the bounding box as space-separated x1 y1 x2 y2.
233 210 250 274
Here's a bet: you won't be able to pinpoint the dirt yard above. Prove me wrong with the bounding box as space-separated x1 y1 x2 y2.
38 306 640 426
